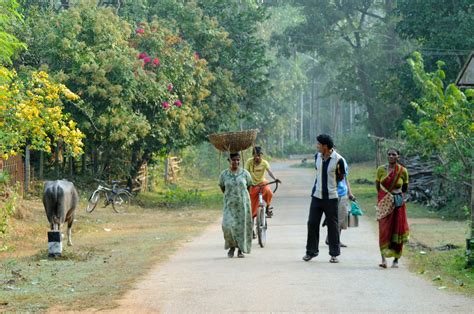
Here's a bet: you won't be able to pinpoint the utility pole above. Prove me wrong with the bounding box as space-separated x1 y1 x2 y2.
300 91 304 144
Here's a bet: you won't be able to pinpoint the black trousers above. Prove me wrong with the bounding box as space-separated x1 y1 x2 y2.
306 197 340 257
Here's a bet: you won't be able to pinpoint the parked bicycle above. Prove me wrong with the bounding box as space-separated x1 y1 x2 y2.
85 180 133 213
254 180 279 248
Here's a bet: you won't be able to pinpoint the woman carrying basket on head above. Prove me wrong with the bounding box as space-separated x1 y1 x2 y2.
219 152 253 258
376 148 410 268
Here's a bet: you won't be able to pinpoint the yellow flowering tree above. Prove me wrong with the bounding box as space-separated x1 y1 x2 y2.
0 71 84 159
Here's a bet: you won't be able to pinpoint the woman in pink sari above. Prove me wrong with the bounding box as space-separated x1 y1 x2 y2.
376 148 409 268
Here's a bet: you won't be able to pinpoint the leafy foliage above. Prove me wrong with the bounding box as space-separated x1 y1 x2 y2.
0 0 26 66
19 2 216 179
0 71 84 159
395 0 474 80
404 52 473 204
0 173 20 251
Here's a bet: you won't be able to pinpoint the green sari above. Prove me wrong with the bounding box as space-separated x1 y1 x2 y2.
219 168 253 253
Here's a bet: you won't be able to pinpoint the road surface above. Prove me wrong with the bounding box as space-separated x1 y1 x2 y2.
116 161 474 312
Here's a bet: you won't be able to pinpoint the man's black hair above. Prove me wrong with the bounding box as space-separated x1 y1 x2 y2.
253 146 263 155
316 134 334 149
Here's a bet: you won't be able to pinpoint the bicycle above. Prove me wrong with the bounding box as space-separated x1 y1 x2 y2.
254 180 279 248
85 180 133 213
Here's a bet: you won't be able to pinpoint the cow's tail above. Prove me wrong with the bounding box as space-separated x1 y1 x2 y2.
48 183 62 230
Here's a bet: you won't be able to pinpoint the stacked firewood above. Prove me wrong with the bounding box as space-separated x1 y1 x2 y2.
402 155 445 208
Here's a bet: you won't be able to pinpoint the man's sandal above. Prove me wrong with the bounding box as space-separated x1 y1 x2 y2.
266 206 273 218
329 256 339 263
379 262 387 268
237 250 244 258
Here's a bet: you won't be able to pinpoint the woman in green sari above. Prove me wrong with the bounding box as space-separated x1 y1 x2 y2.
219 152 253 258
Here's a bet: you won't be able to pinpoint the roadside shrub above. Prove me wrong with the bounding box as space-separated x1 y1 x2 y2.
0 172 21 251
335 132 375 163
180 142 222 179
283 140 314 155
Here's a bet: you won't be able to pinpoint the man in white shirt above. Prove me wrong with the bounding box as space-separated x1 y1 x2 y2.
303 134 346 263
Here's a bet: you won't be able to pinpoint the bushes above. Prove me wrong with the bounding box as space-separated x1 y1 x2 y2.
335 132 375 163
282 141 315 156
179 142 224 180
0 172 20 251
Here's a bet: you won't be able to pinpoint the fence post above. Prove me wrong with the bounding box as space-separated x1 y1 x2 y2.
164 157 169 183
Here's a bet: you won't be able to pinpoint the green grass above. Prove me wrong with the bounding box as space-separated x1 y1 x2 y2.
138 177 221 209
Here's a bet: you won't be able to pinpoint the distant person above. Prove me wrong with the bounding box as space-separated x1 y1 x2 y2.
219 152 253 258
324 158 355 247
246 146 281 220
376 148 409 268
303 134 346 263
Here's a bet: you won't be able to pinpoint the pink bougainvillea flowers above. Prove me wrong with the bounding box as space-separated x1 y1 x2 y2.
167 83 173 92
138 52 147 59
135 28 145 34
162 101 170 109
143 56 151 63
153 58 160 66
174 100 182 107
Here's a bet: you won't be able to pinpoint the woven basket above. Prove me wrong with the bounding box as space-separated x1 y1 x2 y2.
208 129 258 152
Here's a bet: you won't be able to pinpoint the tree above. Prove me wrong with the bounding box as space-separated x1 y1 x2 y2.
20 2 214 180
404 52 473 209
0 0 26 67
127 17 214 179
1 0 83 160
395 0 474 80
113 0 272 132
271 0 414 137
1 71 84 159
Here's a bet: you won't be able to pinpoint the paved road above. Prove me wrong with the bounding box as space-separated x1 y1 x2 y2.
116 161 474 312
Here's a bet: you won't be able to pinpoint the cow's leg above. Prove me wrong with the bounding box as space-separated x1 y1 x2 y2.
65 209 75 246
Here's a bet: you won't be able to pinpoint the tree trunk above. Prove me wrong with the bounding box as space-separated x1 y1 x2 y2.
69 156 73 177
82 154 86 175
332 95 340 136
55 145 60 179
24 144 30 193
92 146 98 175
316 88 321 136
39 150 44 179
310 78 315 141
300 91 304 144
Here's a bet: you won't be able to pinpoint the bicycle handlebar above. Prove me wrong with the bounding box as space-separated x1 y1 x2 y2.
93 179 122 188
253 180 280 194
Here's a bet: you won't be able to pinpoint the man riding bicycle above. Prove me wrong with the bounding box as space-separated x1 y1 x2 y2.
245 147 281 219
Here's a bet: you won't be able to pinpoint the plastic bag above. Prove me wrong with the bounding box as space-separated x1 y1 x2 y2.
351 201 364 216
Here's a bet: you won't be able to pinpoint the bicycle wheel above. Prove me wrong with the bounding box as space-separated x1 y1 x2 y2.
86 190 100 213
112 191 131 213
257 205 267 248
